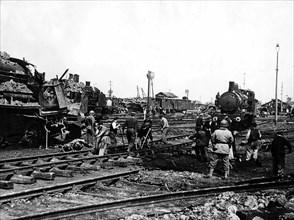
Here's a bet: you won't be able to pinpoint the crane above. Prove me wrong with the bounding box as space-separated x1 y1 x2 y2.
141 88 146 98
137 86 140 98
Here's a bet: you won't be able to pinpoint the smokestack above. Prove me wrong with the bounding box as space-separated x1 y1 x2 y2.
86 81 91 86
69 73 73 80
229 81 239 91
73 74 79 83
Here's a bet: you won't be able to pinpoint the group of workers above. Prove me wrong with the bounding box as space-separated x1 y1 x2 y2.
81 111 170 156
81 110 292 179
190 115 293 179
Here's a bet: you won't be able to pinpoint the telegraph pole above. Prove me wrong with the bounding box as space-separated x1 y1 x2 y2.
275 44 280 126
281 82 283 113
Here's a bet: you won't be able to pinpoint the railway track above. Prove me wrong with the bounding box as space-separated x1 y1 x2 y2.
0 134 193 190
9 175 294 220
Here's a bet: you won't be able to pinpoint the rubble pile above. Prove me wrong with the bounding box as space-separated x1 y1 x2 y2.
0 79 33 94
124 190 294 220
64 80 85 93
0 80 39 106
0 51 25 74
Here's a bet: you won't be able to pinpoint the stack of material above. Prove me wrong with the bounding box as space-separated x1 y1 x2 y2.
64 79 85 93
0 79 39 107
0 51 25 74
0 79 33 94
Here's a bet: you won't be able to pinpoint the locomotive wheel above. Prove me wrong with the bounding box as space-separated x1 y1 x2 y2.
20 120 43 148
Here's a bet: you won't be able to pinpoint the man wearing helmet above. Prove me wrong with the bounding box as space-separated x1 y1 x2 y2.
206 119 234 179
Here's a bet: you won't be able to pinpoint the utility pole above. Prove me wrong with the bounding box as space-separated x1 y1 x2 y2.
275 43 280 126
151 80 154 98
281 82 283 113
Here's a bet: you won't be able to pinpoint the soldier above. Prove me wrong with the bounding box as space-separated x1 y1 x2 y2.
206 120 234 179
122 112 139 153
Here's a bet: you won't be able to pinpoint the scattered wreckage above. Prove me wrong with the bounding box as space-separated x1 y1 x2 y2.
0 51 78 148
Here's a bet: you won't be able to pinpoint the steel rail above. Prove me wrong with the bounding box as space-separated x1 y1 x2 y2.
0 150 92 164
14 179 294 220
0 152 130 176
0 137 192 177
0 134 191 166
0 169 141 204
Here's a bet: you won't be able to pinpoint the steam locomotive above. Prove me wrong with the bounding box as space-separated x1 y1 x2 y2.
214 81 257 130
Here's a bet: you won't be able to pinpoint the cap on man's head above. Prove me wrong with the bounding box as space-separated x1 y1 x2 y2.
89 110 95 115
131 112 136 116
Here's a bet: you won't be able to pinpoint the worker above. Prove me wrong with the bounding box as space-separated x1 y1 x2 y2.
93 121 111 156
245 122 262 167
267 132 292 177
189 125 208 162
196 113 204 128
122 112 139 153
85 110 95 146
109 117 120 146
138 118 153 149
160 114 170 144
206 119 234 179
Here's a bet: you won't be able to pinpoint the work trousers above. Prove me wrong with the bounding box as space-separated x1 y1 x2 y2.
195 145 207 162
126 128 136 151
246 140 260 161
209 152 230 172
272 153 286 177
162 127 170 144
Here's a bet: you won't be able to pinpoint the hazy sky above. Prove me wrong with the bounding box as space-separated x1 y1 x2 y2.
0 1 293 103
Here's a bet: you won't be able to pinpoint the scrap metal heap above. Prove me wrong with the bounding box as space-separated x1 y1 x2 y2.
0 51 71 147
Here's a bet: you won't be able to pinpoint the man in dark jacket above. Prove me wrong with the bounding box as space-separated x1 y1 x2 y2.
189 125 208 162
268 132 292 177
138 118 153 149
122 112 139 153
245 122 262 167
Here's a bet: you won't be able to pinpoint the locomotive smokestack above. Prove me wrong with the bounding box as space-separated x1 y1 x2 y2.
73 74 79 83
229 81 239 91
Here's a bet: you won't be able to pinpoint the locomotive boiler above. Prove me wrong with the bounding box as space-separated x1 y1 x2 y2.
214 81 257 130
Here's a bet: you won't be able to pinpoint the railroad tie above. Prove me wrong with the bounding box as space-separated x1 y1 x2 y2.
49 167 74 177
9 174 36 184
0 180 14 189
31 170 56 180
